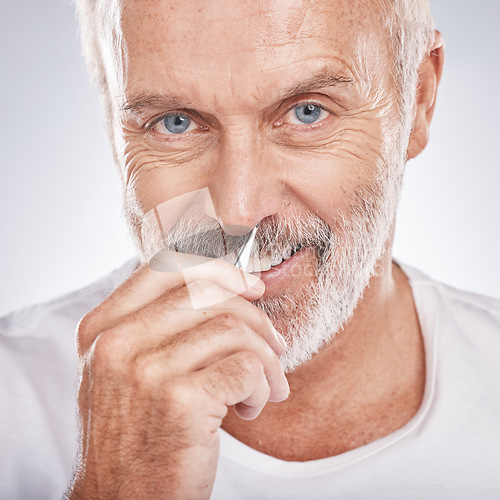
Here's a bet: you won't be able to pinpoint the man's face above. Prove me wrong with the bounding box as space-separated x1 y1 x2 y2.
112 0 409 370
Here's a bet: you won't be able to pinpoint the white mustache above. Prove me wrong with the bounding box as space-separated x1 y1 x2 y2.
160 212 333 265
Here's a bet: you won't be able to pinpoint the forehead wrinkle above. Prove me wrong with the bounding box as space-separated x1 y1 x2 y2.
119 1 389 116
118 0 387 85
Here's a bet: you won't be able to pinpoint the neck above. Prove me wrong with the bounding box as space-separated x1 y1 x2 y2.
221 256 425 460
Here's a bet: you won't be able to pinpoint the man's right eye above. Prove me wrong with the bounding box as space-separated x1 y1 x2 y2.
153 113 196 135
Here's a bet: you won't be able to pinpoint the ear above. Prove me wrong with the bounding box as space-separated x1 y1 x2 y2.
407 30 445 160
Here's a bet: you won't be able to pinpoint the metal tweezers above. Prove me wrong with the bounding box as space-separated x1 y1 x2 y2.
233 223 260 271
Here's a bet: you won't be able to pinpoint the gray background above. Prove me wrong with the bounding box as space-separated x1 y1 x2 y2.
1 0 499 316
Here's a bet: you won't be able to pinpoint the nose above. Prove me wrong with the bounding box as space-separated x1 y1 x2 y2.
208 129 283 233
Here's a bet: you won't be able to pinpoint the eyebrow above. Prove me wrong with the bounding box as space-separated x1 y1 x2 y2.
121 71 354 115
121 95 192 115
278 72 353 101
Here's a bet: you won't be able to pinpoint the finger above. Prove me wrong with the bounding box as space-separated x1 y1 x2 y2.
80 279 286 358
234 401 266 420
194 351 272 421
135 314 289 402
78 259 265 351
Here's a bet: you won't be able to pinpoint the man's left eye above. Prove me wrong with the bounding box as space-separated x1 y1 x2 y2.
287 104 329 125
153 113 197 135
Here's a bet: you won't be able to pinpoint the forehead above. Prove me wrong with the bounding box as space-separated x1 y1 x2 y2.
119 0 388 109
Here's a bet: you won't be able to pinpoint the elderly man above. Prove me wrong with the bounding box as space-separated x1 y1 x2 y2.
1 0 499 499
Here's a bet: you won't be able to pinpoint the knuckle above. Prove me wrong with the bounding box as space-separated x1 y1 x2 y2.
75 312 97 351
188 279 233 309
89 328 123 372
210 314 274 360
201 373 227 401
129 354 166 388
205 314 256 349
254 307 273 331
76 313 92 337
162 282 185 303
161 378 196 415
224 314 273 354
188 279 215 295
260 380 272 402
234 350 263 377
200 353 265 404
129 354 152 381
187 279 216 302
214 312 243 332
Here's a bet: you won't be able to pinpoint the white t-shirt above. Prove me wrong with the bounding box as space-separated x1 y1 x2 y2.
1 259 499 499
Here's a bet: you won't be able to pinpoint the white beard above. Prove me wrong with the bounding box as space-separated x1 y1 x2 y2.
255 178 402 373
125 132 406 374
256 157 406 372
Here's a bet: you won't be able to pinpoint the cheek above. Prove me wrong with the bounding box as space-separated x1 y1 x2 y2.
276 117 387 225
122 111 391 229
123 141 210 215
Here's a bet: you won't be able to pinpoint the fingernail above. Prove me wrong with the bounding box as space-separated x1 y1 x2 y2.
273 326 287 349
279 375 290 401
283 376 290 398
244 272 264 289
267 371 290 403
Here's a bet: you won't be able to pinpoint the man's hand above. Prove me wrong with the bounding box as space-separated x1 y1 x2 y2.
66 258 288 500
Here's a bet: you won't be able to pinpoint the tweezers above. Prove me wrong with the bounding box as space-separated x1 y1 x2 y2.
233 223 260 271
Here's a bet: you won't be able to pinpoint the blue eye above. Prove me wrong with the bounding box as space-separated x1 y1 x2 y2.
294 104 322 124
163 114 191 134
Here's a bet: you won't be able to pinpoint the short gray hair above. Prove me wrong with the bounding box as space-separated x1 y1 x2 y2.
74 0 434 127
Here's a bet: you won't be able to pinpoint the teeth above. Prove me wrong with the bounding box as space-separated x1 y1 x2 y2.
243 254 256 273
260 255 271 272
270 254 283 267
250 254 260 272
245 245 301 273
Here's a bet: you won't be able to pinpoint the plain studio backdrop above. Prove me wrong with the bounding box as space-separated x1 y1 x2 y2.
0 1 499 317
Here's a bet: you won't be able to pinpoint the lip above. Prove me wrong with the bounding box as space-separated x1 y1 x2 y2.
253 246 316 296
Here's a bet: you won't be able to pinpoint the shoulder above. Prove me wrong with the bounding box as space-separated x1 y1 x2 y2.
0 258 138 498
400 261 500 362
0 257 139 379
401 262 500 321
0 258 139 342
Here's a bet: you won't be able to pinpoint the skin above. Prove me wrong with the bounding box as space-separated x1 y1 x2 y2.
68 0 444 498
